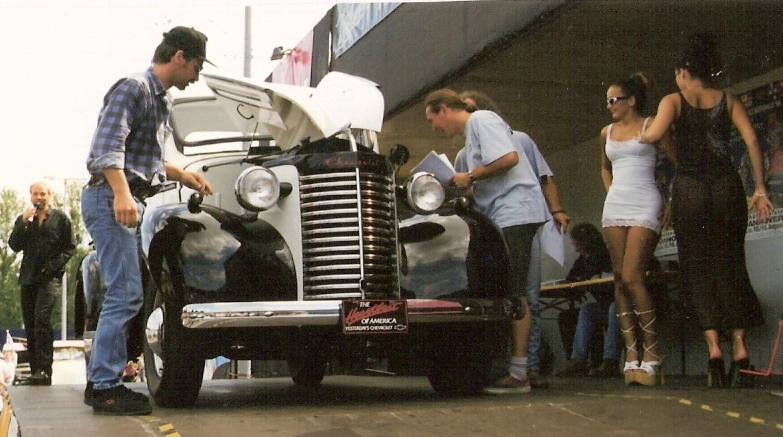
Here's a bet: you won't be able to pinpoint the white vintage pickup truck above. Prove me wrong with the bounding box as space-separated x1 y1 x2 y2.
76 71 517 407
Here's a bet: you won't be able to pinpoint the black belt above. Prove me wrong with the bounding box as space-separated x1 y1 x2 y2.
86 173 159 202
86 173 107 187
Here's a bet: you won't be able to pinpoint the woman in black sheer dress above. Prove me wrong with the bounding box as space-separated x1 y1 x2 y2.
642 34 774 387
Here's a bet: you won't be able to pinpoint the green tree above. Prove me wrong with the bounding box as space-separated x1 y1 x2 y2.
0 189 24 329
48 181 88 338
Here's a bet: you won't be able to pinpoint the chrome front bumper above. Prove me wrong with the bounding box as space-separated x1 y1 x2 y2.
181 299 510 329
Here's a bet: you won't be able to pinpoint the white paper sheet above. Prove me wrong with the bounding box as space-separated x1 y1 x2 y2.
541 220 565 266
410 151 456 186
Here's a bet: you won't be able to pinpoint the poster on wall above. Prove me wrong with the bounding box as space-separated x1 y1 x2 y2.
733 80 783 199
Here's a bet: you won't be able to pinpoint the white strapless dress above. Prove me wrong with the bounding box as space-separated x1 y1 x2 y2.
601 124 662 233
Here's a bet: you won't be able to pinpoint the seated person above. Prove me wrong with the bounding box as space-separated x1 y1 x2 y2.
555 223 620 377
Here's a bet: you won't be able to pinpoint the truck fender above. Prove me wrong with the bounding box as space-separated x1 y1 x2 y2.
140 203 297 303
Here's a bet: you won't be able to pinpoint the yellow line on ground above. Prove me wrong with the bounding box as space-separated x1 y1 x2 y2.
674 396 782 432
158 423 175 432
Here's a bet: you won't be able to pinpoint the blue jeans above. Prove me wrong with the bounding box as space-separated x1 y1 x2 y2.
81 184 144 390
525 231 542 371
571 301 621 363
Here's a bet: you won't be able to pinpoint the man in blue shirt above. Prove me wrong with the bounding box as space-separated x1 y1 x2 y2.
81 26 213 415
425 89 547 393
460 90 571 388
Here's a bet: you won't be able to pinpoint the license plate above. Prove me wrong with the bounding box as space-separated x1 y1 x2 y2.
341 299 408 334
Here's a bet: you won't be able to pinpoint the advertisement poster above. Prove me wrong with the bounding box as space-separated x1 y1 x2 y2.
734 80 783 199
271 31 313 86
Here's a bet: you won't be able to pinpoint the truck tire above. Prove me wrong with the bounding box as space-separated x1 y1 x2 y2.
143 272 204 407
428 325 504 395
428 354 494 395
287 353 328 388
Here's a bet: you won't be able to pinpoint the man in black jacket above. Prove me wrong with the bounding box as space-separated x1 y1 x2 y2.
8 181 75 385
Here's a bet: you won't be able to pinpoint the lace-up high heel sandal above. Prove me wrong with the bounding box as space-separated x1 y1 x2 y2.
636 309 664 387
619 311 639 385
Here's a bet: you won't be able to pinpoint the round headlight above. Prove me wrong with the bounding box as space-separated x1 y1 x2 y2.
235 166 280 211
405 172 445 214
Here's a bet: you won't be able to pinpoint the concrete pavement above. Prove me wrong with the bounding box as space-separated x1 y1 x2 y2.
6 373 783 437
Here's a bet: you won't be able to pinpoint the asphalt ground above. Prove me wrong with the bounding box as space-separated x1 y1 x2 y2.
7 374 783 437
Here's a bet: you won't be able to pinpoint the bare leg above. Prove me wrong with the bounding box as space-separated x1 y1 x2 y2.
731 329 748 361
704 329 722 360
511 300 532 357
620 227 660 361
603 227 638 365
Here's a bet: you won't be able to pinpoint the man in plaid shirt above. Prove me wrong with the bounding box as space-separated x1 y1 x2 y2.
81 26 213 416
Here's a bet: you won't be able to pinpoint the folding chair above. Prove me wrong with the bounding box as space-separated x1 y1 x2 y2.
740 316 783 378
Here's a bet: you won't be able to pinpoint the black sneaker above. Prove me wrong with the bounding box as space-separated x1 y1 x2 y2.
91 385 152 416
85 381 148 406
27 370 52 386
84 381 94 406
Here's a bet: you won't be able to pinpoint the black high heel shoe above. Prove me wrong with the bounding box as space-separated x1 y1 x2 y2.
707 358 725 388
728 358 750 388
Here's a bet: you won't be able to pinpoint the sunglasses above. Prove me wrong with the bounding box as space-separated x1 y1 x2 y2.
607 96 629 105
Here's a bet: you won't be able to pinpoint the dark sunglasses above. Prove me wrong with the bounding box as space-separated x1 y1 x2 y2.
607 96 629 105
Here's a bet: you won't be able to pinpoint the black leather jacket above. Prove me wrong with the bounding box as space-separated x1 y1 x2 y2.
8 208 75 285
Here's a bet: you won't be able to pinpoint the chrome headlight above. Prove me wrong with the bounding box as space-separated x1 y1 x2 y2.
234 166 280 211
405 172 445 214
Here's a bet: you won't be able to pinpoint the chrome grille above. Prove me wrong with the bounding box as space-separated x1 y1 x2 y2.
300 170 398 299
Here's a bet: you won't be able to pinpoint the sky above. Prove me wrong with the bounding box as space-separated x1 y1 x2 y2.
0 0 337 197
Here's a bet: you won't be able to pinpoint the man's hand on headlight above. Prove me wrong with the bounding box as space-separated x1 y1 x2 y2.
180 171 213 195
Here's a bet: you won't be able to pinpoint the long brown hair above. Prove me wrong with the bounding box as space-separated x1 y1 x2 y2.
611 72 653 115
459 90 500 115
424 89 468 114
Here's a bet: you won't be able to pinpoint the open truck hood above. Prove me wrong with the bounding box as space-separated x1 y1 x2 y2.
201 72 384 150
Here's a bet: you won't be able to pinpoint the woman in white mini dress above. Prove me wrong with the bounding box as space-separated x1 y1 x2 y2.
600 73 665 386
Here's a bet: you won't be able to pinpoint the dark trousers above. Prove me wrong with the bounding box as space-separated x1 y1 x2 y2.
501 223 542 299
20 279 58 375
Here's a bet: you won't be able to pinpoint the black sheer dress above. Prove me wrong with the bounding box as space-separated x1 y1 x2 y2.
671 92 763 331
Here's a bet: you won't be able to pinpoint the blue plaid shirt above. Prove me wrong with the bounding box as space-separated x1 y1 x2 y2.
86 67 170 183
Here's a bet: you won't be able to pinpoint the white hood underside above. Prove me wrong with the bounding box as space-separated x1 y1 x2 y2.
201 71 385 150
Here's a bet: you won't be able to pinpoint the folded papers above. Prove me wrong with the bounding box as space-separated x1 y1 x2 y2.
410 151 455 186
